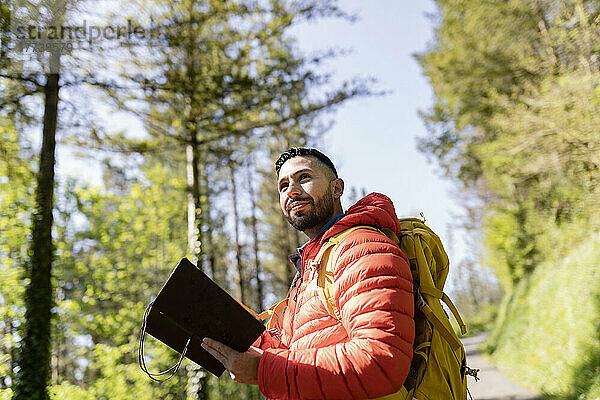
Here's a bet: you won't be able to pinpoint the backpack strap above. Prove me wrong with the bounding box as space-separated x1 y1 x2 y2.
315 225 382 266
419 285 466 336
384 222 466 343
258 291 290 331
408 226 466 350
313 225 381 321
256 227 377 331
315 222 467 351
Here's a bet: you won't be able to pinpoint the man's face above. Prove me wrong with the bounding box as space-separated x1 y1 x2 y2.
277 156 336 233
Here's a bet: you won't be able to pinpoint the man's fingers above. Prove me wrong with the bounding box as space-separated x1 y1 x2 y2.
202 338 233 357
201 339 261 385
201 338 236 370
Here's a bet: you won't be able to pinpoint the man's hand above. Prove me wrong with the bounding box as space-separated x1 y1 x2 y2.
201 337 263 385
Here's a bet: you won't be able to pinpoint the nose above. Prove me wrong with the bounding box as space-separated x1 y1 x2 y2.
284 180 302 199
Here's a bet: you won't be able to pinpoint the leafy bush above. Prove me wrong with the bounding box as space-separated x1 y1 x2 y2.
484 231 600 400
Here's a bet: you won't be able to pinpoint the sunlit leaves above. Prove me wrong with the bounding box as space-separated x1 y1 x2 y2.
419 0 600 287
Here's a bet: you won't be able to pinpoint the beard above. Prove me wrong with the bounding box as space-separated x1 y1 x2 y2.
285 187 335 233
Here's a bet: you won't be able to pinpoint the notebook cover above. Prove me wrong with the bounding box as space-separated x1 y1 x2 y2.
145 257 265 376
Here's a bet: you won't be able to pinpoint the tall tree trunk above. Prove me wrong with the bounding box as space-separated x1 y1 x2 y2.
186 133 203 268
201 162 217 281
182 2 209 396
186 142 197 262
205 160 222 400
247 158 264 311
229 161 245 303
14 68 60 400
186 131 211 400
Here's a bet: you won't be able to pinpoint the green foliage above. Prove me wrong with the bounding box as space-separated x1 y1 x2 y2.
0 119 33 393
50 162 190 398
416 0 547 174
483 206 542 287
0 389 13 400
48 159 269 399
450 303 498 337
484 228 600 399
418 0 600 288
461 304 498 336
419 2 600 398
49 382 91 400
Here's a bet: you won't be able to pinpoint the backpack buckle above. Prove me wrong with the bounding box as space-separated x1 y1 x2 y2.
462 366 480 381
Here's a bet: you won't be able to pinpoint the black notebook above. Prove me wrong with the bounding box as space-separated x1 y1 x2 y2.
144 257 265 376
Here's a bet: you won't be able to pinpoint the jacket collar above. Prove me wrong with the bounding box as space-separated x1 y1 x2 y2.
301 192 400 261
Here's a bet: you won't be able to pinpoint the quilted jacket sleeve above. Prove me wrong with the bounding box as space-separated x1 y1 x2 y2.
258 230 415 399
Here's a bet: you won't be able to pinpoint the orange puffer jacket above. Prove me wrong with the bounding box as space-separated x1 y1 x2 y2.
256 193 415 400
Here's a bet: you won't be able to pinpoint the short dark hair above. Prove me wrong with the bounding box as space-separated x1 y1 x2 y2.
275 147 338 178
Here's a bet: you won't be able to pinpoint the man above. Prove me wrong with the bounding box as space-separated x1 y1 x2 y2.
202 147 415 399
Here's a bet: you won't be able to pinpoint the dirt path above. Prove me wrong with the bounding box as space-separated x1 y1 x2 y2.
462 332 543 400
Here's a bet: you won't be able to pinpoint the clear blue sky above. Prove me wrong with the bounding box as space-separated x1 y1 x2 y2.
290 1 465 258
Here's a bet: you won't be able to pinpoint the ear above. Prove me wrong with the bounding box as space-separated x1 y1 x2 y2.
331 178 344 199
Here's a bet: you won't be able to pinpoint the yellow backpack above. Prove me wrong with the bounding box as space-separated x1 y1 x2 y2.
304 217 478 400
